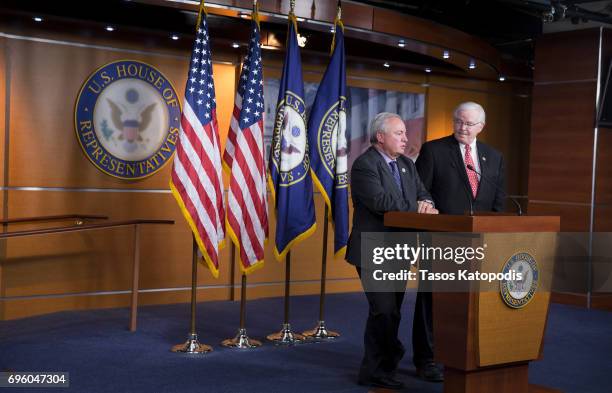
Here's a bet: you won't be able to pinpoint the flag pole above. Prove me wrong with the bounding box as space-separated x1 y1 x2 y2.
266 0 309 345
303 204 340 340
302 0 342 341
222 244 262 348
267 251 305 344
172 235 213 353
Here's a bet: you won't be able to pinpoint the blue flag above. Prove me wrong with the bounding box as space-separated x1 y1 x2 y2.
307 18 348 257
268 15 316 261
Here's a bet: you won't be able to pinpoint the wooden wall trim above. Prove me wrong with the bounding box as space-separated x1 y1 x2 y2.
371 8 499 68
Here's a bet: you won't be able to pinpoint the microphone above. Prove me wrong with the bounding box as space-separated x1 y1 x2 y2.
466 164 522 216
450 162 474 216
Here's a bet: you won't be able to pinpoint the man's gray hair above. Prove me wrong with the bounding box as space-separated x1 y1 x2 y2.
454 102 486 123
369 112 403 144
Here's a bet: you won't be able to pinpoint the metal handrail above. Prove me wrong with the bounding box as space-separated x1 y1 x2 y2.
0 219 173 239
1 218 175 331
0 214 108 225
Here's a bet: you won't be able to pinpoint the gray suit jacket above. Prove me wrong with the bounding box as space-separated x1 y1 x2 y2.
345 146 432 266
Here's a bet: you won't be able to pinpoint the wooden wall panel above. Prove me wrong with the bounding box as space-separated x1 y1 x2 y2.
527 202 590 232
593 205 612 232
5 190 230 292
534 29 599 83
529 83 597 203
7 39 235 189
595 128 612 207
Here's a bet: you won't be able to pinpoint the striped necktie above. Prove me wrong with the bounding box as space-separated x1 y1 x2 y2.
389 161 403 194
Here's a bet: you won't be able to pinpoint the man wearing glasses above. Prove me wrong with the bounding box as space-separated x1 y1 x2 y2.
411 101 505 382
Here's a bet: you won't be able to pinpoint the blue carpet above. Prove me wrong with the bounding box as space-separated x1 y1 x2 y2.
0 292 610 393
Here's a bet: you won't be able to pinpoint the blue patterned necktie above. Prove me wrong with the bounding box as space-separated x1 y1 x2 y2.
389 161 403 194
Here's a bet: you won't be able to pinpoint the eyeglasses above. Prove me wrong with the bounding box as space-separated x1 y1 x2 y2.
453 119 481 128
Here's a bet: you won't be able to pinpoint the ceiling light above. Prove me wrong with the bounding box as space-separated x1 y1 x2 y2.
106 26 115 32
232 42 240 48
499 75 506 81
33 16 43 22
238 12 250 19
425 67 432 73
398 40 405 48
443 50 450 59
469 59 476 69
171 34 179 41
383 62 390 68
330 26 335 33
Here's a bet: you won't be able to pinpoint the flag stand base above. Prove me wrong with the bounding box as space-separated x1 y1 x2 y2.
302 320 340 341
267 323 305 345
222 328 262 349
171 333 212 354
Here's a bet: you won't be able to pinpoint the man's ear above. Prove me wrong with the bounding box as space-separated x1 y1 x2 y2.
375 131 383 144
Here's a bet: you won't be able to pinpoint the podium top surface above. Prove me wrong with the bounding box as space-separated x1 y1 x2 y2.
384 212 560 232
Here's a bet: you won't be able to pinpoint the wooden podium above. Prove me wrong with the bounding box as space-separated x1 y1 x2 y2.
384 212 561 393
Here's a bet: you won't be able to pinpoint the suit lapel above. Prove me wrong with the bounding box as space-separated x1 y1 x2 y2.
447 137 471 193
475 141 487 199
369 147 404 201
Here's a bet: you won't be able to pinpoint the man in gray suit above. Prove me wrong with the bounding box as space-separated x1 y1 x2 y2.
346 112 437 390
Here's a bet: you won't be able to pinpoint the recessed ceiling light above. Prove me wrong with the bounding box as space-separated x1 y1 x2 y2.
296 17 305 22
425 67 432 73
171 34 179 41
106 26 115 32
330 26 335 33
499 75 506 81
383 62 390 68
232 42 240 48
33 16 43 22
443 50 450 59
398 40 405 48
238 12 250 19
469 59 476 69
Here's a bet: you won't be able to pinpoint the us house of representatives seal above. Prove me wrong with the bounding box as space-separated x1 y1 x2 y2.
74 60 181 180
499 252 539 309
270 91 309 186
316 96 348 188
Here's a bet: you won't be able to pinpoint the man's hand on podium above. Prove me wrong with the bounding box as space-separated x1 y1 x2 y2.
417 200 438 214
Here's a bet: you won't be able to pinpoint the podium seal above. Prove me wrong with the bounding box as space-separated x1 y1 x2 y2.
500 252 539 309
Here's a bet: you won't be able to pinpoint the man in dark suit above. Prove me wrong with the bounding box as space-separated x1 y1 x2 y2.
412 101 505 382
346 112 438 390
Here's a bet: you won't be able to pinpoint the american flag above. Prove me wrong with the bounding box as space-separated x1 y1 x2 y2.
170 8 225 278
223 14 268 274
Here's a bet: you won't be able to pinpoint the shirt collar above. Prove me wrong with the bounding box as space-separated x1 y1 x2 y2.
460 138 478 152
373 145 396 165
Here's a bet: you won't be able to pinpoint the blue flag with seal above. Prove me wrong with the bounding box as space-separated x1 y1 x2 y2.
268 13 317 261
307 15 348 257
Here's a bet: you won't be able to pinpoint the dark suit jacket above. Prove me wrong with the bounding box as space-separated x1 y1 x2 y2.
345 146 432 266
415 135 505 215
